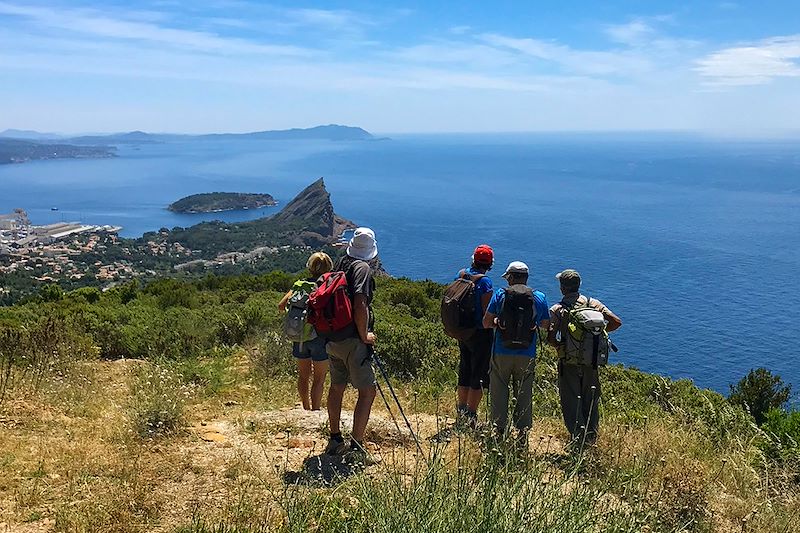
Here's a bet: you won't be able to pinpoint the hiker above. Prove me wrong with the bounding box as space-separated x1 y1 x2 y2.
450 244 494 426
320 227 379 461
482 261 550 443
278 252 333 411
547 269 622 446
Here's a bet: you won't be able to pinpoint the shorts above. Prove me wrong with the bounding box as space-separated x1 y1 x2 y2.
292 337 328 362
458 328 493 390
326 337 376 390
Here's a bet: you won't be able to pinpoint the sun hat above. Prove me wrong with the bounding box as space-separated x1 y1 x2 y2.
346 227 378 261
502 261 529 279
472 244 494 266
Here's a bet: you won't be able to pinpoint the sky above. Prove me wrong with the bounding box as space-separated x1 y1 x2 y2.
1 0 799 134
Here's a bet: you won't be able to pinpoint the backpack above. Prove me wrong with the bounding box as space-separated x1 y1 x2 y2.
441 270 486 341
498 285 536 350
283 279 318 347
559 296 610 368
307 269 356 341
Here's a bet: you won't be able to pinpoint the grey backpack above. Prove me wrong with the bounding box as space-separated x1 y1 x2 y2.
283 279 318 347
559 296 609 368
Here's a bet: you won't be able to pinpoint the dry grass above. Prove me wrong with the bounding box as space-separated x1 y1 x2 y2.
0 350 798 533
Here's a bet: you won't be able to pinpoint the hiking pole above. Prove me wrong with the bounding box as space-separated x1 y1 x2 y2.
374 374 404 440
371 349 424 454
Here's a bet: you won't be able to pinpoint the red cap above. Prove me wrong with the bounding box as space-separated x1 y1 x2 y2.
472 244 494 265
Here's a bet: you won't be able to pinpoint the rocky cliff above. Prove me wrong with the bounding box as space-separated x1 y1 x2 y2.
270 178 355 246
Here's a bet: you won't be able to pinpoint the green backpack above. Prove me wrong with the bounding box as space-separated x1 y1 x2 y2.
559 296 610 368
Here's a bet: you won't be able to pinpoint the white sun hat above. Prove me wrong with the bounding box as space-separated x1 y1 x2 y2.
346 227 378 261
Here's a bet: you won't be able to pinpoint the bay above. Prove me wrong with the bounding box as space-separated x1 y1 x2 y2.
1 133 799 396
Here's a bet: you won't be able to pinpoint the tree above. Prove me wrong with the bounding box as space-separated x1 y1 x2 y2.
728 368 791 425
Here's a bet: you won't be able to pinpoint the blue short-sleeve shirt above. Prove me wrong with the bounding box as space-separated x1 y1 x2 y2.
487 286 550 357
455 267 493 329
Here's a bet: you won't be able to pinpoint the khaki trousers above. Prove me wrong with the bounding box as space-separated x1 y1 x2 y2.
489 355 536 434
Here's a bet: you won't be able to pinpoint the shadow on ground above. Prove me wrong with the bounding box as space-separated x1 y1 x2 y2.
283 454 363 487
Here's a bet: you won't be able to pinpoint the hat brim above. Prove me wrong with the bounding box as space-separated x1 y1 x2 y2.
347 243 378 261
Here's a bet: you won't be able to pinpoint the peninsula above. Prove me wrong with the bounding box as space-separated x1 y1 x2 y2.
168 192 277 213
0 138 116 164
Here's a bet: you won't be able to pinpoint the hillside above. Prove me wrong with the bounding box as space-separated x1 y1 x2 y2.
168 192 277 213
0 273 798 532
0 179 353 304
0 138 116 164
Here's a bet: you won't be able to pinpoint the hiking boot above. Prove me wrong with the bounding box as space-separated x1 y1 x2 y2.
324 436 348 456
343 441 381 466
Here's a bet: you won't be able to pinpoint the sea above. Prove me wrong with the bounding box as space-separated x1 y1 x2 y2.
1 133 799 398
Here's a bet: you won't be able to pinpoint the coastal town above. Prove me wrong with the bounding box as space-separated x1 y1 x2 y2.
0 209 135 284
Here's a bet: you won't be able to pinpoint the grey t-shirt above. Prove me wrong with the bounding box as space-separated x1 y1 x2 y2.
335 255 376 332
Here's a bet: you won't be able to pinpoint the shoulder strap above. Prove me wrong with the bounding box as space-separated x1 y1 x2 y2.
460 269 485 283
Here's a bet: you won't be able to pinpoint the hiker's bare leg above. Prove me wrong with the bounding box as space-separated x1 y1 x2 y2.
328 383 346 435
311 360 328 411
297 359 312 410
351 385 376 442
467 388 483 413
457 386 469 409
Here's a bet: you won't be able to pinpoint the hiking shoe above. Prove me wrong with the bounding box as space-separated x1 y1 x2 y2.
324 436 348 456
343 441 381 466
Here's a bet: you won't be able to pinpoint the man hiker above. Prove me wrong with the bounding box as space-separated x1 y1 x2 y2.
547 269 622 446
483 261 550 444
324 227 379 462
454 244 494 426
278 251 333 411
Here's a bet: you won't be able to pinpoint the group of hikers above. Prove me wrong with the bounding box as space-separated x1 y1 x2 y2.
279 228 621 462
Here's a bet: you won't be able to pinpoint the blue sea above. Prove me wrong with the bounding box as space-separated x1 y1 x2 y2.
1 133 799 397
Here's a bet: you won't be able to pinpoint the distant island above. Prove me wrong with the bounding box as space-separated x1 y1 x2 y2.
0 138 116 164
1 125 382 146
168 192 277 213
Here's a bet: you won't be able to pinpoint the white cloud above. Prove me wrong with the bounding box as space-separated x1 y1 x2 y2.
0 1 313 56
605 19 655 46
480 33 653 76
696 36 800 85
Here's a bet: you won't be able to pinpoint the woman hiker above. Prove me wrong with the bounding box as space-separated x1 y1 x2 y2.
278 252 333 410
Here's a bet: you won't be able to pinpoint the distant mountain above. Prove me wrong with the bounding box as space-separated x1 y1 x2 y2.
199 125 375 141
0 129 65 141
0 139 116 164
66 125 376 145
168 192 277 213
68 131 161 145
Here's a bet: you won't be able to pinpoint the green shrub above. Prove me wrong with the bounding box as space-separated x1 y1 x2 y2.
729 367 791 425
38 283 64 302
760 408 800 463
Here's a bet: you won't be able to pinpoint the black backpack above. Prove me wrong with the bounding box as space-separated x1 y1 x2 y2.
441 270 486 341
498 285 535 350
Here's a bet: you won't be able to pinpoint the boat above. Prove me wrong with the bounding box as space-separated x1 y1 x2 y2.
51 207 59 211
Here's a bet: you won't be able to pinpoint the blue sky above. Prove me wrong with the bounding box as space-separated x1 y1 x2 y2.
1 0 799 134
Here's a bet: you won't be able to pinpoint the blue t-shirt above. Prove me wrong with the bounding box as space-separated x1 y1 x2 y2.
487 286 550 357
455 267 493 329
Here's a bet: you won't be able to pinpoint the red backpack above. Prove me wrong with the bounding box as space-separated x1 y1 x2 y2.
307 271 355 340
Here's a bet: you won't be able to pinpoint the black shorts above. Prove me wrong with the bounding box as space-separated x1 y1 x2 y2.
458 328 493 390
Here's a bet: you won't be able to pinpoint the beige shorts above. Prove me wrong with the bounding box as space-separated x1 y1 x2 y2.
326 337 376 390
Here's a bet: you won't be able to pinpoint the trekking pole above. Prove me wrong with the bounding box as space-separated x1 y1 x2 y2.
371 349 424 455
375 375 404 440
